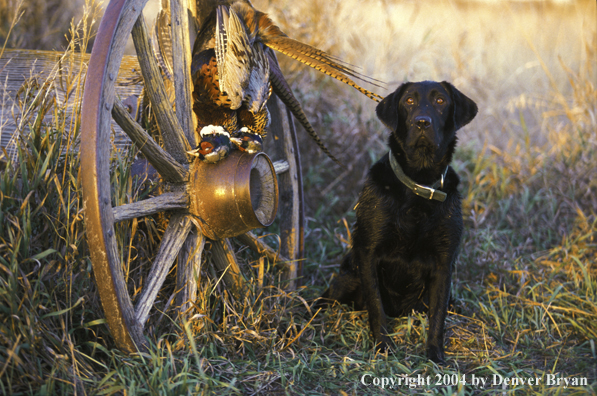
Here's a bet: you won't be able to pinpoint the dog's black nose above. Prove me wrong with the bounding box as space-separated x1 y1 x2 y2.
415 116 432 129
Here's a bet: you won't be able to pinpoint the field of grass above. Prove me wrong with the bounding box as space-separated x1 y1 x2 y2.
0 0 596 394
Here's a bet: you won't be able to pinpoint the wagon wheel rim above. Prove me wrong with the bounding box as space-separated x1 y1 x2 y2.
81 0 304 353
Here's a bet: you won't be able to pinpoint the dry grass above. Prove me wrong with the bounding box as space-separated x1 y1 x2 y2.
0 0 596 394
0 0 86 51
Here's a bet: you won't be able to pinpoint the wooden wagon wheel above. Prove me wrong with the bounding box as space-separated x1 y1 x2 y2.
80 0 303 353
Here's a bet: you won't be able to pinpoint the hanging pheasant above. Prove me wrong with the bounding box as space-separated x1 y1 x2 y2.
153 0 384 164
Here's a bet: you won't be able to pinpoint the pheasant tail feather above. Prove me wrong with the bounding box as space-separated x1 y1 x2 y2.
264 38 383 102
255 12 384 102
153 9 174 80
267 49 344 167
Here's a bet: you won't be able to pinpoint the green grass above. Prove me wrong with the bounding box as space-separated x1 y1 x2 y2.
1 0 596 394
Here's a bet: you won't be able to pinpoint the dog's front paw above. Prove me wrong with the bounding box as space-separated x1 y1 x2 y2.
426 345 446 364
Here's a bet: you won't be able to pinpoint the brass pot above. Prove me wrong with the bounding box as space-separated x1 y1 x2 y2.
189 151 278 240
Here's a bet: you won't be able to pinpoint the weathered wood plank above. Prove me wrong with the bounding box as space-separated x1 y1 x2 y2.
112 99 188 183
112 190 188 223
0 48 143 159
135 213 193 328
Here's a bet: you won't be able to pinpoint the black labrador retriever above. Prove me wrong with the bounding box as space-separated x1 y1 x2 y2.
319 81 477 363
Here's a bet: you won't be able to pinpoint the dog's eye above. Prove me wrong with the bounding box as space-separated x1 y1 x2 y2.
436 97 445 105
406 97 414 105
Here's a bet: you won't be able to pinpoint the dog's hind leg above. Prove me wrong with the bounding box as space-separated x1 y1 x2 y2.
317 253 363 309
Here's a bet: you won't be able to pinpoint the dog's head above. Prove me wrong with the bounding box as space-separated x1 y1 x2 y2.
376 81 477 170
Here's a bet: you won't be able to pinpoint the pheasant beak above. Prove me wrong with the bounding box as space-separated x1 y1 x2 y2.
230 137 242 146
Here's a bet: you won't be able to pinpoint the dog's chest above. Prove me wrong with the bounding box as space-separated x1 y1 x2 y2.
374 192 451 260
356 176 459 257
393 195 438 236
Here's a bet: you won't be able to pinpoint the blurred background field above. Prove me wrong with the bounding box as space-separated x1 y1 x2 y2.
0 0 595 394
255 0 596 216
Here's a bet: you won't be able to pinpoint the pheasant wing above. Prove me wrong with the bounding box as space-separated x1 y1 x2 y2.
215 5 253 110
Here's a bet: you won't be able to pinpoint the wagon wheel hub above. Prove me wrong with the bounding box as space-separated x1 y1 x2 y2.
187 151 278 240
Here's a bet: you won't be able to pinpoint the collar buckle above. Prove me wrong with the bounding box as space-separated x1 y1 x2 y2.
412 184 439 200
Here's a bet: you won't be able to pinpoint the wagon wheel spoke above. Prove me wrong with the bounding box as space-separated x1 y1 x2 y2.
236 232 290 268
210 239 244 298
131 14 190 163
272 160 290 174
112 191 187 223
112 100 187 183
170 0 196 147
176 230 205 315
135 213 193 328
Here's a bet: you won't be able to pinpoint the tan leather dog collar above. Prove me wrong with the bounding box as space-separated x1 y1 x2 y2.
389 150 448 202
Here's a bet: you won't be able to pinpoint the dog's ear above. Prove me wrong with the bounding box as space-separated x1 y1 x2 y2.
441 81 478 130
376 83 410 131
